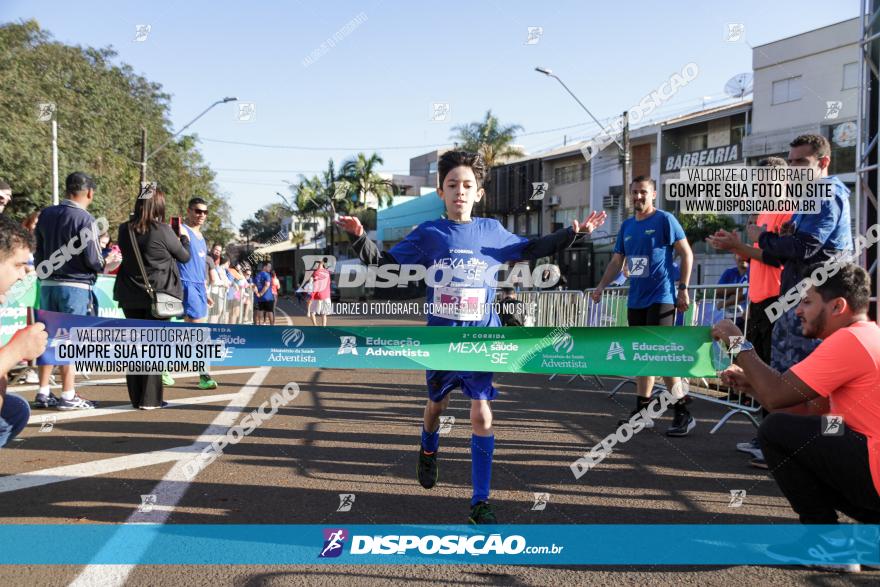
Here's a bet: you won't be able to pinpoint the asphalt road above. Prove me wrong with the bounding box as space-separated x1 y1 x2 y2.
0 297 875 585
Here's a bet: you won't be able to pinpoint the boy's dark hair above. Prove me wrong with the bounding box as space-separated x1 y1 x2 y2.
0 180 10 191
790 134 831 159
438 150 486 188
188 197 208 209
0 215 35 255
131 189 167 234
803 262 871 313
501 287 515 297
631 175 656 190
757 156 788 168
66 172 96 195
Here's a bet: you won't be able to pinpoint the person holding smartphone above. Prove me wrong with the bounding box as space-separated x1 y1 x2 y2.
114 189 190 409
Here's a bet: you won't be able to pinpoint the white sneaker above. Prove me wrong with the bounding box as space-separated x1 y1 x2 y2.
736 438 763 459
57 395 96 410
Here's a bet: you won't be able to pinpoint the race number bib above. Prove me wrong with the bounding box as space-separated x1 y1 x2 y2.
432 286 485 321
628 256 649 277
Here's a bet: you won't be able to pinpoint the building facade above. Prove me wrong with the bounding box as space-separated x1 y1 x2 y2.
743 17 859 231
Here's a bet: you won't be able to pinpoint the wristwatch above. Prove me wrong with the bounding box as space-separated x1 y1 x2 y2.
678 283 688 291
731 340 754 359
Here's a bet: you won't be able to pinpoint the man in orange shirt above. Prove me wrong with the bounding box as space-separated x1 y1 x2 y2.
712 263 880 526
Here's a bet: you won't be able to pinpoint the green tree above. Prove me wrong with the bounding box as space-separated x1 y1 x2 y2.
239 203 290 243
451 110 525 169
338 152 393 209
678 213 737 244
0 20 233 243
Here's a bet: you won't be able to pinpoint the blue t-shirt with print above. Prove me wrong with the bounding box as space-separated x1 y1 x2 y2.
254 271 275 302
389 217 530 326
613 209 686 308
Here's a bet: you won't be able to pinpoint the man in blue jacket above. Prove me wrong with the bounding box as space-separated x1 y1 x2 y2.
34 172 104 410
710 134 853 372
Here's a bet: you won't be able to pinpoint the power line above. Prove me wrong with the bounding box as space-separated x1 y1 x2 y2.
202 138 456 151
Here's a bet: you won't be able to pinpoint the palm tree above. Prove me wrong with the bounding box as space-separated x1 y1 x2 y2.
338 152 394 209
451 110 525 168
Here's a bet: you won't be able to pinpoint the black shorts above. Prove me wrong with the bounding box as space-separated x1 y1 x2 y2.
257 300 274 313
627 303 675 326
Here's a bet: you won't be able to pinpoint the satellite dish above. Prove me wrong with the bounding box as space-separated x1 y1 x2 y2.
724 73 754 99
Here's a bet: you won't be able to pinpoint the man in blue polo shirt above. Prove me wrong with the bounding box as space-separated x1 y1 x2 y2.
592 175 696 436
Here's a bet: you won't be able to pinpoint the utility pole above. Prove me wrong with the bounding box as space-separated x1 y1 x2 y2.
620 111 630 212
139 127 147 184
51 120 59 206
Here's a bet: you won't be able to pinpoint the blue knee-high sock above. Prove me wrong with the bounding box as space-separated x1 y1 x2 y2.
471 434 495 506
421 427 440 453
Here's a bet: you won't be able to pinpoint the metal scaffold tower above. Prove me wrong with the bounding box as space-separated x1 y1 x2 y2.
858 0 880 315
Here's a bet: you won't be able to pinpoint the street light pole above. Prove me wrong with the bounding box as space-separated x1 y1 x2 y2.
535 67 624 151
139 96 237 186
536 66 631 215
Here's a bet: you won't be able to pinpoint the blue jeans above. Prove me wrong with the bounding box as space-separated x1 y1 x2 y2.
39 283 96 316
0 394 30 448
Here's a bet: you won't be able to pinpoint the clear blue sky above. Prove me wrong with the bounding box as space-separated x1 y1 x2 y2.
2 0 859 228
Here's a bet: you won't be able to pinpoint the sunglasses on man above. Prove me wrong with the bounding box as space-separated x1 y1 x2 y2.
190 207 209 216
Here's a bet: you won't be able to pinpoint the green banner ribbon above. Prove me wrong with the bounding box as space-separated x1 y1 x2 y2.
37 310 717 377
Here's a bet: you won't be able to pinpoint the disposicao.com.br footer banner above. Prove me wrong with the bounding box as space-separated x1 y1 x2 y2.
0 525 876 565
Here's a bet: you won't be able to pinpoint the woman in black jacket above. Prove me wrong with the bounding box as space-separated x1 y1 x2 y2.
114 189 190 409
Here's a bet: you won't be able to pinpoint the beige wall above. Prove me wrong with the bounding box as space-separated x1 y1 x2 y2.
542 154 590 235
751 19 859 134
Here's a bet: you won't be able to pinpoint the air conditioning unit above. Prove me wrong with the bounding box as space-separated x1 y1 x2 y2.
547 195 561 206
603 194 619 208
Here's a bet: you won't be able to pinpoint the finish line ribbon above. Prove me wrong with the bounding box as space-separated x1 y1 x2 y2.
34 310 716 377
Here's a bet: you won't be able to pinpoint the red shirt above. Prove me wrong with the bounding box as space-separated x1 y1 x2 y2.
750 212 792 303
790 321 880 495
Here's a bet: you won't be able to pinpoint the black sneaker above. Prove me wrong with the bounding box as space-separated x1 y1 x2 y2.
666 402 695 436
618 397 655 428
417 447 438 489
469 501 497 524
34 392 59 409
617 406 656 428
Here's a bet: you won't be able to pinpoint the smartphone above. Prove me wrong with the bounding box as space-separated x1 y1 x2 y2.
171 216 181 236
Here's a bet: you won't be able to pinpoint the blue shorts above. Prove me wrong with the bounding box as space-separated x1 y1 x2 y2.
182 281 208 320
39 284 96 316
426 370 497 402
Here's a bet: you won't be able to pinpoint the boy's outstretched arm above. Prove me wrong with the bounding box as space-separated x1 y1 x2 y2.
336 215 401 267
516 211 607 261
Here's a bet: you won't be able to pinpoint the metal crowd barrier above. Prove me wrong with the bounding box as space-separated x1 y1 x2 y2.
526 284 760 433
514 289 586 327
207 283 254 325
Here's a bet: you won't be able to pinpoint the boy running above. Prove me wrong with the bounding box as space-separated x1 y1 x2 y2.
337 150 605 523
